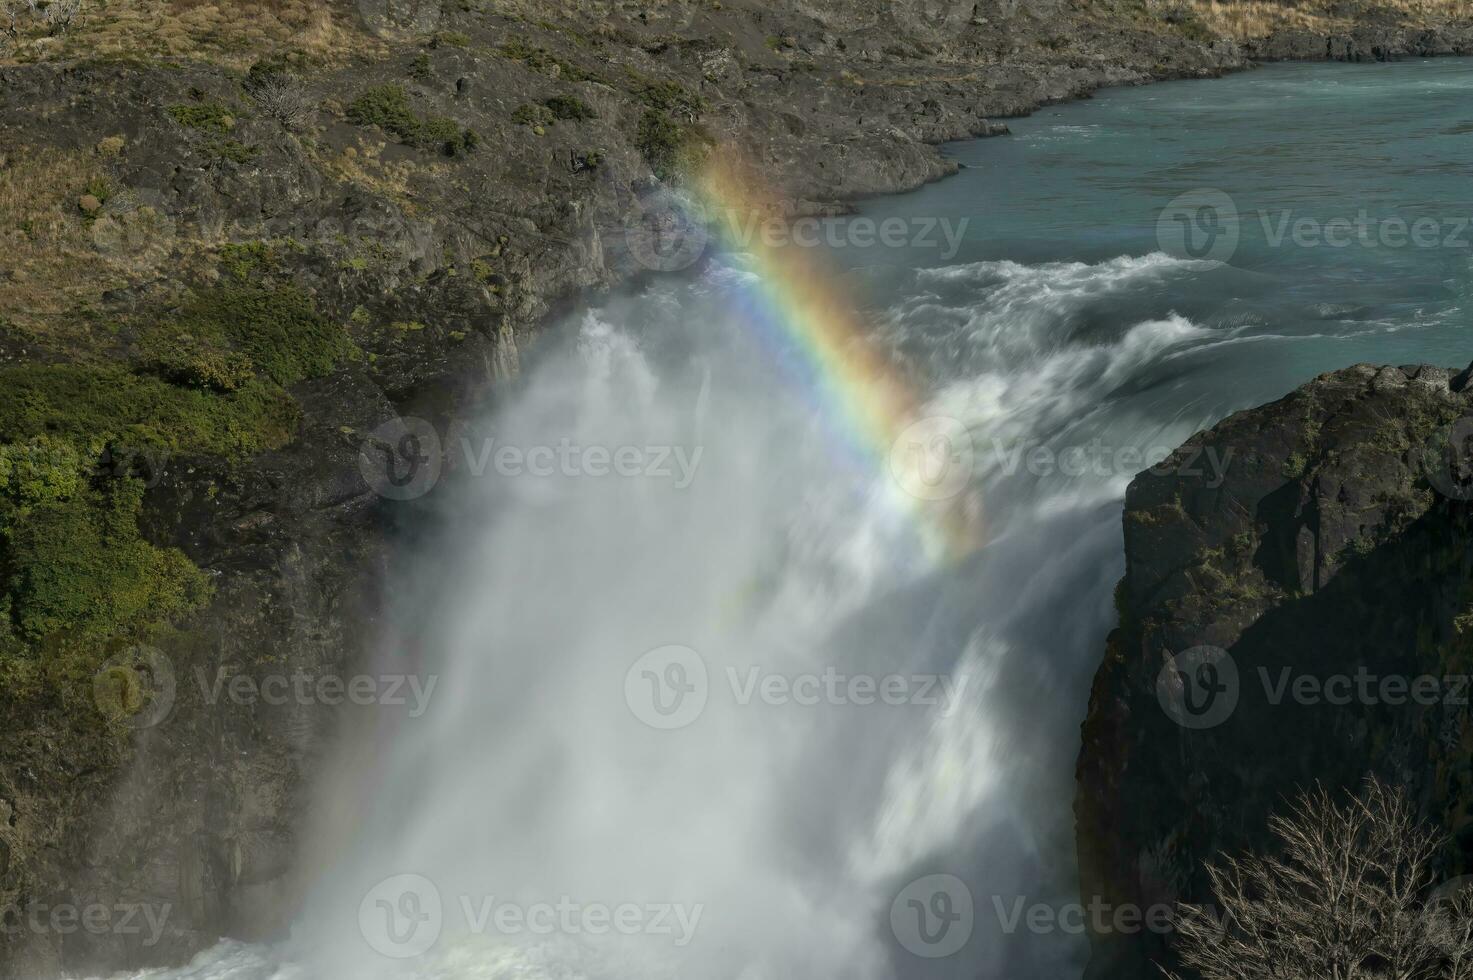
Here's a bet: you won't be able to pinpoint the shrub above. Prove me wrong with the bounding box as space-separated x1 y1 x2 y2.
637 78 707 121
636 109 713 181
166 101 236 133
544 94 596 121
204 139 259 163
172 286 352 387
0 363 298 458
1 476 211 643
1170 778 1473 980
347 84 476 156
499 38 605 83
247 70 313 131
512 103 554 127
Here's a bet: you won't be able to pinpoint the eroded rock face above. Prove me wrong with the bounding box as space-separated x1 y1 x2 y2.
1076 363 1473 980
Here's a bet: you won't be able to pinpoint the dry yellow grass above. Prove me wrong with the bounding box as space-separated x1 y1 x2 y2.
0 143 181 338
1 0 382 69
313 138 444 212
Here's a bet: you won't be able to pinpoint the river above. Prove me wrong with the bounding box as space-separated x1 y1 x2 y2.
97 56 1473 980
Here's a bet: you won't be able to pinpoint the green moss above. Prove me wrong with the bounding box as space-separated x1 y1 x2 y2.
1 476 211 644
433 30 471 47
636 109 714 181
0 280 357 681
166 102 236 133
0 364 297 457
346 85 476 155
173 286 353 388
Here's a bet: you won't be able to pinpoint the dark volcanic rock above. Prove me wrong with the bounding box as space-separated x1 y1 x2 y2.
1076 362 1473 980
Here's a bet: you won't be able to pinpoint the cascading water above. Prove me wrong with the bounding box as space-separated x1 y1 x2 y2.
93 57 1473 980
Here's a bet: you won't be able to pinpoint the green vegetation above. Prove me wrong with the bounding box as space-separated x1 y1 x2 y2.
499 38 606 83
634 77 707 119
218 238 304 282
512 103 555 127
636 109 714 181
0 284 352 685
0 464 211 644
544 95 596 121
205 139 259 163
346 85 478 156
166 102 236 133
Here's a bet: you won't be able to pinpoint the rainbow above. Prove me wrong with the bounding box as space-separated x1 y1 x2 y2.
691 155 982 567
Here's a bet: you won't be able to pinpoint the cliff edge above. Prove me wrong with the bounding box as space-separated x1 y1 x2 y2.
1077 361 1473 979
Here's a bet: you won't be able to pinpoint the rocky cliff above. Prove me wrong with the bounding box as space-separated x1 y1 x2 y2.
1 0 1472 975
1077 362 1473 979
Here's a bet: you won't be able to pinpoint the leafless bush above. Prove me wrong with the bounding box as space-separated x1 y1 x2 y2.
3 0 79 35
1170 777 1473 980
248 72 313 131
42 0 79 31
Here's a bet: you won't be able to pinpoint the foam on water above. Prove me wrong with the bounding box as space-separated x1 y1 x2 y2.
86 57 1473 980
